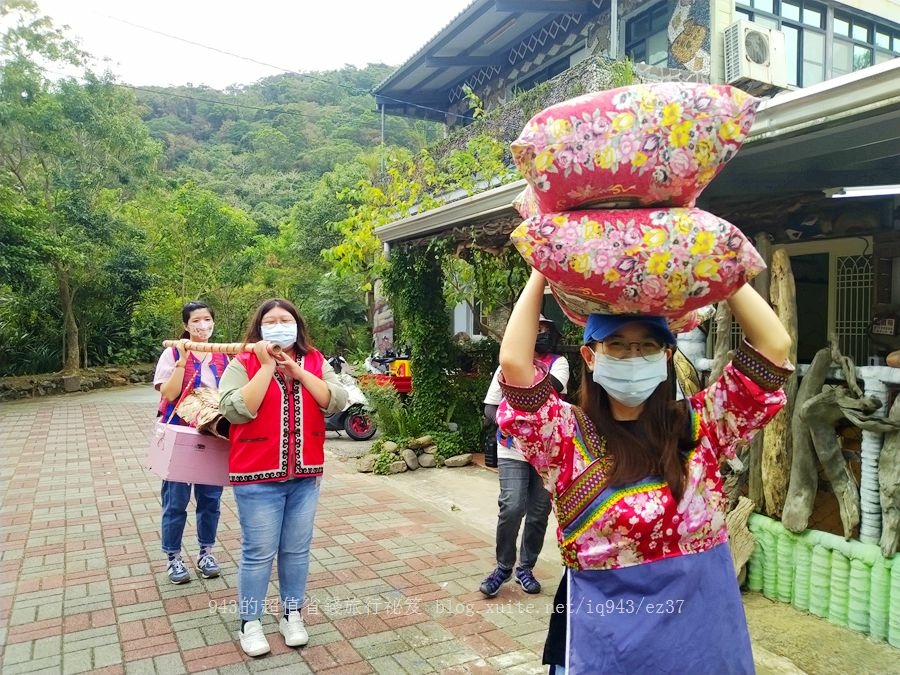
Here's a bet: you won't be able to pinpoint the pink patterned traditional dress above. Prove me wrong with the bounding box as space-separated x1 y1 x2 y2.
497 340 792 674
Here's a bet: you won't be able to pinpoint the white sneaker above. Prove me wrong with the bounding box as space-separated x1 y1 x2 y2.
239 619 270 657
279 612 309 647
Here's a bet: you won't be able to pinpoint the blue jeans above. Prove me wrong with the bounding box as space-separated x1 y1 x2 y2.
496 458 552 570
233 477 321 621
161 480 223 554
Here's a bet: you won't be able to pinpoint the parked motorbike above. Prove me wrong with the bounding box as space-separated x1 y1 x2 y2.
325 356 377 441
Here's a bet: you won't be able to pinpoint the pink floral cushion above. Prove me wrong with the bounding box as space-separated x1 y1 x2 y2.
510 208 765 317
511 83 760 213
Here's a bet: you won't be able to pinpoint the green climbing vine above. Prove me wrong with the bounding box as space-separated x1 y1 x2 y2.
329 56 637 460
382 244 454 431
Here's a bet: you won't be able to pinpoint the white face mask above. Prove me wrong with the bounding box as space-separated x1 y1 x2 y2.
261 323 297 348
592 352 668 407
189 320 214 340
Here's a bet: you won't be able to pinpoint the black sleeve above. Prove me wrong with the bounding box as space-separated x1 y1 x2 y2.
484 404 499 423
542 571 568 666
549 374 564 394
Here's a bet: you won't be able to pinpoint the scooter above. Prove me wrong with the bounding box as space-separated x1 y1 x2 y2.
325 356 377 441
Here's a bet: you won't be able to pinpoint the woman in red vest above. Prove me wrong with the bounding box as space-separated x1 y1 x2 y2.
219 298 347 657
153 301 228 585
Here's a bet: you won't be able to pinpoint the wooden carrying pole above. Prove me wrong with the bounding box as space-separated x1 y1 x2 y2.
162 340 282 356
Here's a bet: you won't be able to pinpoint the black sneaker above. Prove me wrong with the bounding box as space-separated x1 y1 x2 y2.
515 566 541 594
479 566 512 597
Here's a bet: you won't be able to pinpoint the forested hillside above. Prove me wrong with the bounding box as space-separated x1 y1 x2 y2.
136 67 438 233
0 0 438 375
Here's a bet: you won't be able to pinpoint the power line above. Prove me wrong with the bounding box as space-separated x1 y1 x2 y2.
100 13 476 122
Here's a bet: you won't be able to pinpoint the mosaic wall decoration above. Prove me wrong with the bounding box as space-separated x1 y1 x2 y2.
668 0 712 76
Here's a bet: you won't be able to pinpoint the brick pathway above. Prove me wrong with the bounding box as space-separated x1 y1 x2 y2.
0 389 553 674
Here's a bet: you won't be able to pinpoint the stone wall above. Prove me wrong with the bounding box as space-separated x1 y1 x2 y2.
0 364 155 401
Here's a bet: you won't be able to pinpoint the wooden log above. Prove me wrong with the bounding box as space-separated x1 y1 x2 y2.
781 347 833 532
800 387 867 540
723 440 749 510
709 302 733 384
752 231 772 300
762 249 799 517
162 340 282 356
747 434 764 509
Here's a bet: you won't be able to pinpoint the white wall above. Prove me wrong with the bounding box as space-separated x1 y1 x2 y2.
711 0 737 85
452 301 475 336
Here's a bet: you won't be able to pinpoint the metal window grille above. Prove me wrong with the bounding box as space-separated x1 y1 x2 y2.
835 254 873 364
705 313 743 359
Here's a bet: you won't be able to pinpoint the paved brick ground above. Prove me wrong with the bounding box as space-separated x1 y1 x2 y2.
8 387 897 674
0 389 554 674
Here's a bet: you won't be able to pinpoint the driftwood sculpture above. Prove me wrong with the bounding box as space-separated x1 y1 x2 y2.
761 249 798 517
781 347 833 532
799 387 879 539
878 400 900 557
782 337 894 541
726 496 757 585
844 396 900 556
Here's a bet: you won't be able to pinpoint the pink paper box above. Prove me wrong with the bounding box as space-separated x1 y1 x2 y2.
146 422 231 486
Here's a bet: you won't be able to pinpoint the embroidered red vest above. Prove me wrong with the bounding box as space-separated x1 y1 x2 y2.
158 350 229 423
228 349 327 484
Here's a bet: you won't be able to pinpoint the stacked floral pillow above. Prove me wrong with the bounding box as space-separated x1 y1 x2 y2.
509 82 765 330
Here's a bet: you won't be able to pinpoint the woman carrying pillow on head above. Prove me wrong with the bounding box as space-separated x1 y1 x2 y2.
218 298 348 657
497 270 793 674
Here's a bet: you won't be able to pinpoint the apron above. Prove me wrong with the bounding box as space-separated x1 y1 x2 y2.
556 409 754 674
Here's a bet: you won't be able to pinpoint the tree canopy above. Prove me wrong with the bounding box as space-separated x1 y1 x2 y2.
0 0 438 375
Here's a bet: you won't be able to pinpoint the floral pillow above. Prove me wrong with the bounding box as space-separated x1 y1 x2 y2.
510 83 760 213
550 284 712 334
510 208 765 317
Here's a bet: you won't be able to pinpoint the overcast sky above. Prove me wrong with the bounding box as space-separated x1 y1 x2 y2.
33 0 474 88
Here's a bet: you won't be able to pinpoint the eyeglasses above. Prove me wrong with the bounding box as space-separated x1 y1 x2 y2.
261 319 297 327
599 339 665 360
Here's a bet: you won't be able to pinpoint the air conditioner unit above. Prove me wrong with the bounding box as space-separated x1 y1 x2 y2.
724 19 788 95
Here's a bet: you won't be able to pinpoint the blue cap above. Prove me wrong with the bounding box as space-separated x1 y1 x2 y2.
583 313 677 346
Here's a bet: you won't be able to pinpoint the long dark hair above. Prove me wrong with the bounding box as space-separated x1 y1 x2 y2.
180 301 214 339
579 348 697 501
242 298 311 355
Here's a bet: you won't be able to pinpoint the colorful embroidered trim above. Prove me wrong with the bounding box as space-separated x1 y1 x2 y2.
572 407 605 461
690 406 700 442
732 339 794 391
572 435 591 465
556 455 613 530
498 369 553 412
562 479 668 548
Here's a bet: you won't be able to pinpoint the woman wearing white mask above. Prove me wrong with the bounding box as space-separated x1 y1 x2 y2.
153 301 228 584
218 298 347 657
497 271 793 674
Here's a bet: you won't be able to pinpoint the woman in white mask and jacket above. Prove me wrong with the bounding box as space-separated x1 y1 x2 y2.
496 270 793 675
219 298 347 657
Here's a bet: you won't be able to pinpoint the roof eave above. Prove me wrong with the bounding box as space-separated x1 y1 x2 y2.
375 59 900 245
